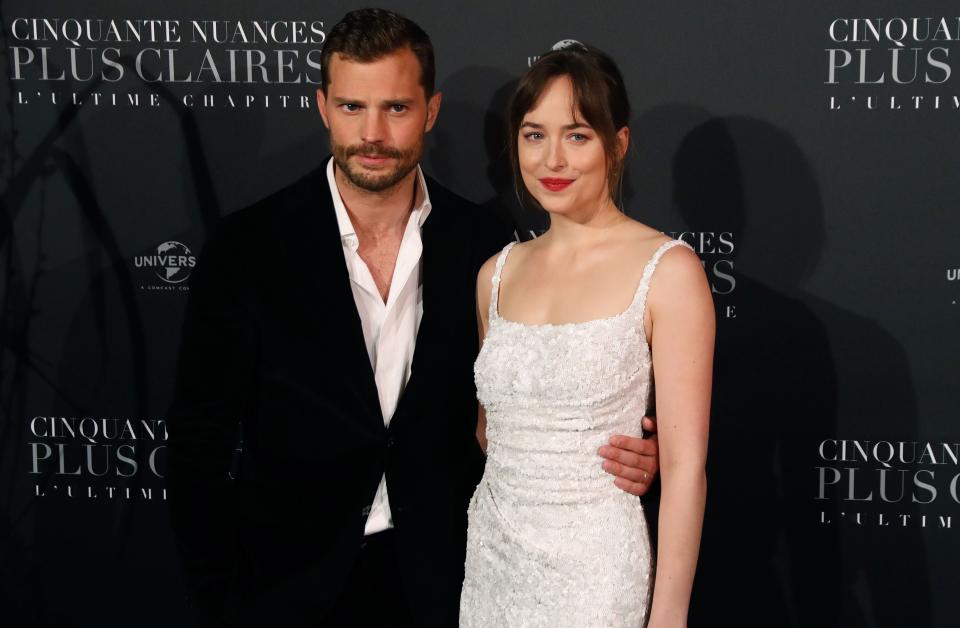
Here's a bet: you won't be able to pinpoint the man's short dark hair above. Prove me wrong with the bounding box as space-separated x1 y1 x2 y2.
320 8 435 96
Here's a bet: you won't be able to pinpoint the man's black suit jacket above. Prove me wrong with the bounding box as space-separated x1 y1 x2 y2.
166 160 510 627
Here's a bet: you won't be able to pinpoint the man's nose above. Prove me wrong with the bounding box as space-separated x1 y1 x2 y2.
361 111 386 144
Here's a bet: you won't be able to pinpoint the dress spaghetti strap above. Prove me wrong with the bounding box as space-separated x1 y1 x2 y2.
489 241 517 321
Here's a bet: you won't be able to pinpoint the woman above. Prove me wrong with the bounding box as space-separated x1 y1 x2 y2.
459 45 713 627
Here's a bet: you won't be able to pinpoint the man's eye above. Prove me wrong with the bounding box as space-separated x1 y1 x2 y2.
341 104 360 112
390 104 407 113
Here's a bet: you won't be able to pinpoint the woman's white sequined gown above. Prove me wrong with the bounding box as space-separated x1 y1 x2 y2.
459 238 692 627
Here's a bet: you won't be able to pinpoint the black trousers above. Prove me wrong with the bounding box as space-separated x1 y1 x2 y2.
323 529 417 628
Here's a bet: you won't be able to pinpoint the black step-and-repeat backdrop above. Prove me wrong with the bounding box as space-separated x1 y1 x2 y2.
1 1 958 626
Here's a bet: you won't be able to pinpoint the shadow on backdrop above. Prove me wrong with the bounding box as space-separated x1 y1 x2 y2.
429 66 540 241
630 105 930 627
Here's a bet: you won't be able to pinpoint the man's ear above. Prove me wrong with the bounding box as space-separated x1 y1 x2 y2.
316 88 330 129
424 91 442 133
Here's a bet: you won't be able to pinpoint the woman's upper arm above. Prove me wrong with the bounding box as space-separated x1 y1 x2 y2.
647 245 715 468
476 253 500 342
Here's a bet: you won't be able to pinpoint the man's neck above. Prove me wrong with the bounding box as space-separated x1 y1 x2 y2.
334 163 419 237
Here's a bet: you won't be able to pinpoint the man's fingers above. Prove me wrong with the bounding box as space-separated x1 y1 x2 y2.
604 435 656 456
601 459 652 483
613 477 649 497
598 445 647 471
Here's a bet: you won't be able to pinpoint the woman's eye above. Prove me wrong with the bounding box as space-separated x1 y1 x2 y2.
524 132 543 140
570 133 588 142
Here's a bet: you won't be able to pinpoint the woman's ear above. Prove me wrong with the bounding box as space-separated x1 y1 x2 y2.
616 126 630 158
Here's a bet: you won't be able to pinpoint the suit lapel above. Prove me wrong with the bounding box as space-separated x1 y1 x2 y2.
282 162 385 432
395 186 459 420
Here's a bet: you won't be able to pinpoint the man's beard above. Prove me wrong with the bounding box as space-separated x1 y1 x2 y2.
331 138 422 193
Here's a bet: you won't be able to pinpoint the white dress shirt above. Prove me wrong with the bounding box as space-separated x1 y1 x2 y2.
326 159 431 535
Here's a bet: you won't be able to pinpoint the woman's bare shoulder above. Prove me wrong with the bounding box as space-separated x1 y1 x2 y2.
615 218 674 260
612 218 704 292
644 234 709 302
477 241 523 312
477 250 501 286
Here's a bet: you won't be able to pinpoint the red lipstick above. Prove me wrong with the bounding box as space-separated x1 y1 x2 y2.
539 178 574 192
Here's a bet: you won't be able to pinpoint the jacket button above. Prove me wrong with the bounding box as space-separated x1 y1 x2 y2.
386 436 396 448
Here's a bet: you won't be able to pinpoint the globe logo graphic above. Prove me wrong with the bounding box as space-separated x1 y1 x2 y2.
552 39 584 51
154 241 194 284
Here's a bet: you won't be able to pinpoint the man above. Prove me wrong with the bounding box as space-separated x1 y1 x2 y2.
167 9 660 628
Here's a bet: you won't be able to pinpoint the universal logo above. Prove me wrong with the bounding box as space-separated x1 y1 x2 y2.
6 17 326 111
134 240 195 291
825 17 960 111
527 39 584 67
816 438 960 529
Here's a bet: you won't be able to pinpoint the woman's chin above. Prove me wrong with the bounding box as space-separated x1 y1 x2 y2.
534 199 576 216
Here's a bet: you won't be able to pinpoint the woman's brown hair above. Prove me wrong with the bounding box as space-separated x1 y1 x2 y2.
508 44 631 210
